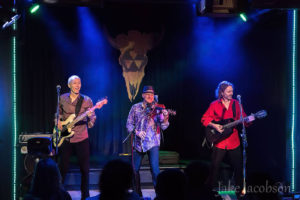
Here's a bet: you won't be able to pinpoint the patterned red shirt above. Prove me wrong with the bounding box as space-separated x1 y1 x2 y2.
201 99 246 150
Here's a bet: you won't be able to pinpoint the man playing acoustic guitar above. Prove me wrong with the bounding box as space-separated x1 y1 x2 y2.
55 75 101 200
201 81 255 199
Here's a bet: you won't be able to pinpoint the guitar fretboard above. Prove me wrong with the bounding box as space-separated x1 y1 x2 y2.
68 107 97 128
223 116 250 129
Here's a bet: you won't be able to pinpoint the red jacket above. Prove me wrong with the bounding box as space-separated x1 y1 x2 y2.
201 99 247 150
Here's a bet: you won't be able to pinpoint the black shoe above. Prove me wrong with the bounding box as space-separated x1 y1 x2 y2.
81 193 90 200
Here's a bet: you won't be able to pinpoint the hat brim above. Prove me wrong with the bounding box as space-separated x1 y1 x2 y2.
143 90 154 94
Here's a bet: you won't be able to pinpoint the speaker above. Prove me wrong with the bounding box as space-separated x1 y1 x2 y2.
24 154 42 175
27 137 52 156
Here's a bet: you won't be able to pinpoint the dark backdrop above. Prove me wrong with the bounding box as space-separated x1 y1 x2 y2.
15 3 292 191
0 29 13 199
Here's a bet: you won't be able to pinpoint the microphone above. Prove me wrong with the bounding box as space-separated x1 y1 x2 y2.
56 85 61 93
237 95 241 101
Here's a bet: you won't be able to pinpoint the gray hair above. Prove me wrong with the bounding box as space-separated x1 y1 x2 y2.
68 75 81 85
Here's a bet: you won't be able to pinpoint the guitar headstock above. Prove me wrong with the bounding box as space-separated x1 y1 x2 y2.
254 110 267 119
95 97 108 109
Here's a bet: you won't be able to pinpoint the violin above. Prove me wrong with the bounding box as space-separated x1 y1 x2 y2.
144 102 176 117
154 104 176 116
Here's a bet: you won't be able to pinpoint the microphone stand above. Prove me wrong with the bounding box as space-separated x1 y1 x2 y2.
237 95 247 196
55 86 61 161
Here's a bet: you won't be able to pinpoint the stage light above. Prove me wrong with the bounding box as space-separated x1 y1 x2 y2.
29 4 40 14
240 13 247 22
0 6 20 30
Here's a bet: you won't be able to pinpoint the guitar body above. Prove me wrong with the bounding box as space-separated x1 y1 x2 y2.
52 114 76 147
205 119 235 144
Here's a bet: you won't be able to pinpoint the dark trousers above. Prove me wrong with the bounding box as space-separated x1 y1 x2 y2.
206 146 243 193
59 139 90 199
132 146 160 197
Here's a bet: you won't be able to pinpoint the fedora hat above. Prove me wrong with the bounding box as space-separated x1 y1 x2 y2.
142 86 155 94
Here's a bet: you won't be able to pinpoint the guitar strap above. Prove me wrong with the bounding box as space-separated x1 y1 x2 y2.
75 95 84 117
221 108 226 120
221 101 236 119
232 101 236 119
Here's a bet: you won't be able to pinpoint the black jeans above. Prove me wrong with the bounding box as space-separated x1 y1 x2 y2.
59 139 90 199
206 146 243 193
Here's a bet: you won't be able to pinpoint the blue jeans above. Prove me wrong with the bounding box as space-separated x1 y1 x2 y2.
133 146 160 187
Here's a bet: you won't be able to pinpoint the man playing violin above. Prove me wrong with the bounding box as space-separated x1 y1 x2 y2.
126 85 169 197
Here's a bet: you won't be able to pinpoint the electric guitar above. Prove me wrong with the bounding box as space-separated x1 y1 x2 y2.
52 97 108 147
205 110 267 145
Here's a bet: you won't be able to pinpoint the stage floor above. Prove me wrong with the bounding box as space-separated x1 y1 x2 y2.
68 189 239 200
68 189 156 200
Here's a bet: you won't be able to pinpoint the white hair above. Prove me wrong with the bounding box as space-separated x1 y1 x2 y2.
68 75 81 85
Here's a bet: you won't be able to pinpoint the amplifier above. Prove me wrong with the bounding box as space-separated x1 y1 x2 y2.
19 133 52 143
19 133 52 154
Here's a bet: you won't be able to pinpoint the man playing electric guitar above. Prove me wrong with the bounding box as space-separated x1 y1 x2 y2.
54 75 98 200
201 81 255 199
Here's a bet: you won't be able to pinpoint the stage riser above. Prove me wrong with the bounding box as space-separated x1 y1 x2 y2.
64 166 232 190
64 167 184 190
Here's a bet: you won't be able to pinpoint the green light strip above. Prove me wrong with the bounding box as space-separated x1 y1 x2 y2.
291 9 297 192
12 17 17 200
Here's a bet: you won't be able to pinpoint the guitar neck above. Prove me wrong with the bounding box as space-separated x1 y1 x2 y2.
70 113 88 127
223 116 251 129
60 97 107 132
68 107 97 128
